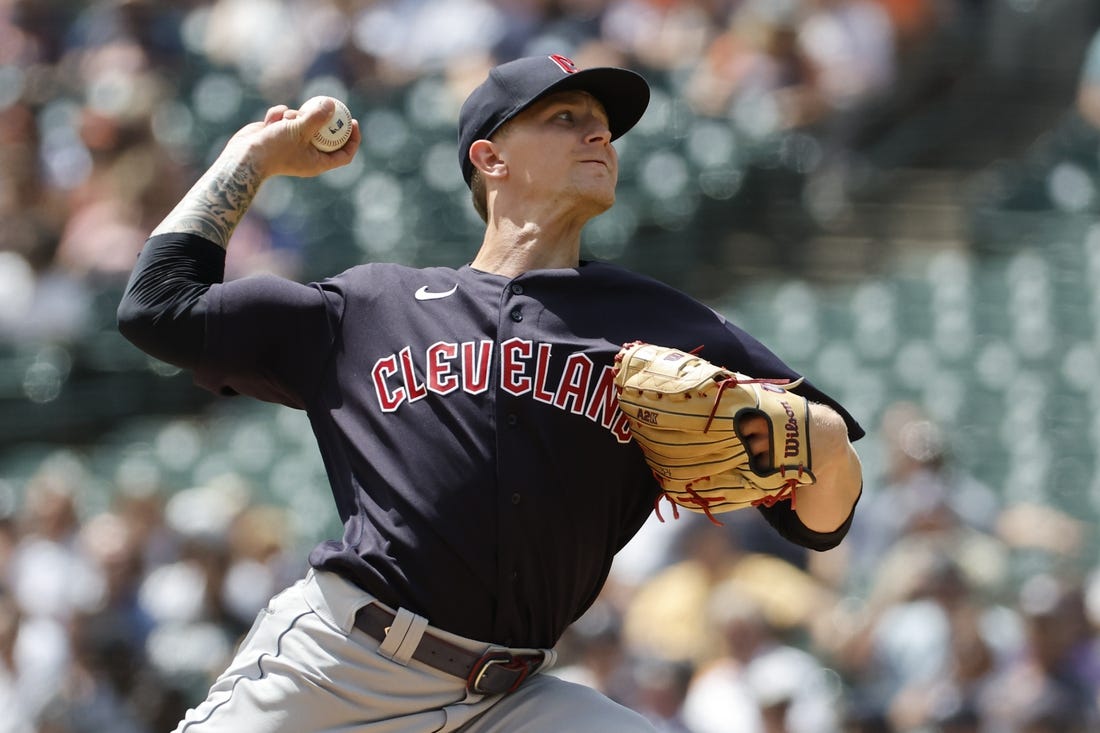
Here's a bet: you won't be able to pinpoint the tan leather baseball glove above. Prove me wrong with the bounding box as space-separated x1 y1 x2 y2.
613 341 814 524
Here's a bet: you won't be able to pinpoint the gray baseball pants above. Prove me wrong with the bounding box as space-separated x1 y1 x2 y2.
171 568 657 732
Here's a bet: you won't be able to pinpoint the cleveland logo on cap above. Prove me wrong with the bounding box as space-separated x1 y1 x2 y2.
549 54 578 74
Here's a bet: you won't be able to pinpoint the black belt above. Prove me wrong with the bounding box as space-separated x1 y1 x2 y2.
354 603 545 695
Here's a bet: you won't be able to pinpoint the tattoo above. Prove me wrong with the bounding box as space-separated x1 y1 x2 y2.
151 153 264 248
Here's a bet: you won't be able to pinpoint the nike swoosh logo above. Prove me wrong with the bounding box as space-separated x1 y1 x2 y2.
414 284 458 301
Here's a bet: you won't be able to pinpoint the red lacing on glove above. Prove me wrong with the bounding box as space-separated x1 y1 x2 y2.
653 475 725 526
749 467 804 510
653 492 680 523
704 375 795 433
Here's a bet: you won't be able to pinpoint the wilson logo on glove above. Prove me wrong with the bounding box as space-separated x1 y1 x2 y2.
782 401 801 458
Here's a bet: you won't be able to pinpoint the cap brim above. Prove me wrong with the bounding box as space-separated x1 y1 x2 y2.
488 66 650 144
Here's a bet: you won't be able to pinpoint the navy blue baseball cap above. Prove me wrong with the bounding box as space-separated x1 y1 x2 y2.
458 54 650 186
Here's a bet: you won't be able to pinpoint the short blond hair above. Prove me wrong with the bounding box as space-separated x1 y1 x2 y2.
470 169 488 223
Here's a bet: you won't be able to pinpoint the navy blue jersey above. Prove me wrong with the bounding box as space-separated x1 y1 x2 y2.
119 234 863 648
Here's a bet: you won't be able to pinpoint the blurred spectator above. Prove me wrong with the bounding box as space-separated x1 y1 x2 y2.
80 510 154 641
5 0 79 65
8 453 103 621
0 507 18 586
875 0 941 51
0 103 64 272
551 599 641 708
200 0 349 95
0 593 34 733
631 656 696 733
600 0 724 73
873 564 1009 732
827 551 989 730
488 0 554 61
841 401 1003 594
682 0 824 131
607 510 690 598
351 0 508 81
622 520 834 670
111 479 180 573
622 523 744 667
5 453 103 728
50 36 189 280
682 580 842 733
220 502 303 628
1078 26 1100 130
995 500 1089 562
797 0 896 120
795 0 898 222
34 507 190 733
493 0 607 61
975 575 1100 733
38 610 150 733
968 12 1100 217
63 0 188 68
0 99 79 342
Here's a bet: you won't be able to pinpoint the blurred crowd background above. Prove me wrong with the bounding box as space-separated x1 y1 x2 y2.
4 0 1100 731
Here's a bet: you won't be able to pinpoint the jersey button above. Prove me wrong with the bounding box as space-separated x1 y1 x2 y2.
510 284 524 295
510 308 523 322
506 414 518 426
511 493 521 505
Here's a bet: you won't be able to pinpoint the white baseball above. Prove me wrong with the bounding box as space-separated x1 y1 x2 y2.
304 96 353 152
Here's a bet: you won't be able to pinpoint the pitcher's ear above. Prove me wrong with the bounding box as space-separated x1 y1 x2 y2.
469 139 507 180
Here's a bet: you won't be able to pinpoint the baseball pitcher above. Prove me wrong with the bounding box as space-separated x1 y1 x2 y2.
118 54 864 732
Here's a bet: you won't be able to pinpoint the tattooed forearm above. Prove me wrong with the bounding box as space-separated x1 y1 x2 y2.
150 152 265 248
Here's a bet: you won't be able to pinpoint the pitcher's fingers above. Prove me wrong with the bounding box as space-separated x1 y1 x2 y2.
264 105 290 124
737 415 772 468
344 119 362 150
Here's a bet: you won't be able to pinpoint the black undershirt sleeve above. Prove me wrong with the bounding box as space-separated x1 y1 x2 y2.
117 233 227 369
756 486 862 551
